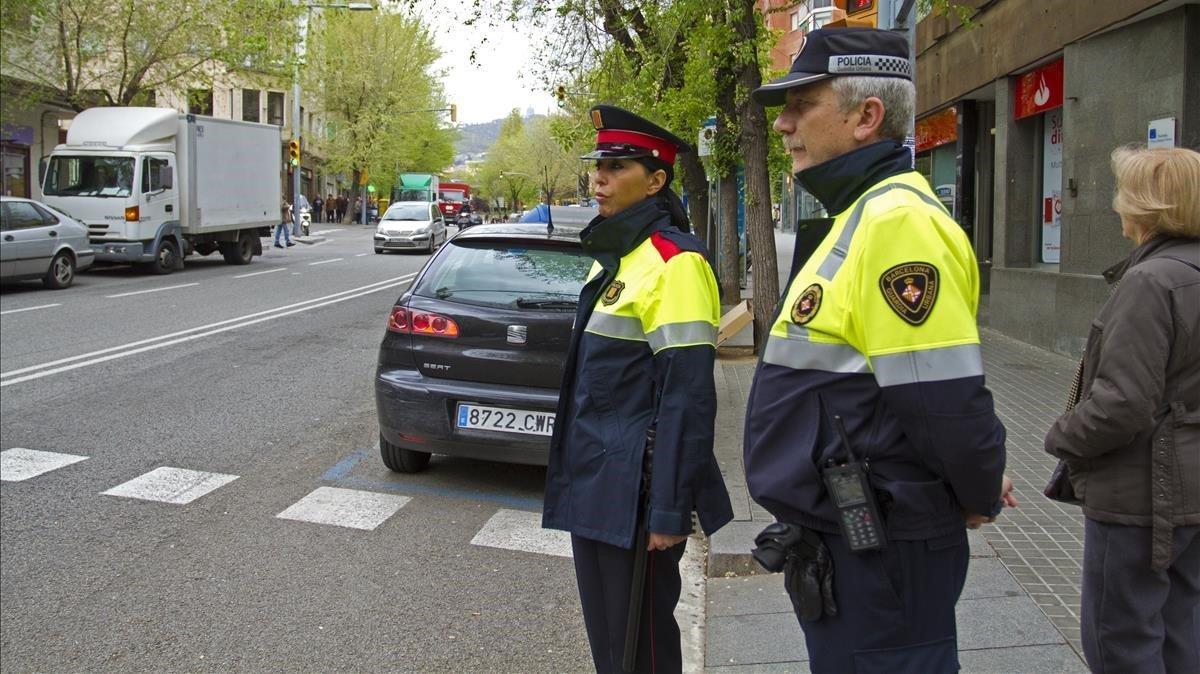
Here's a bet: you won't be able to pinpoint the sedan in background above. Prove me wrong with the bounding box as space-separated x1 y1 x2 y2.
374 201 448 254
374 222 592 472
1 196 95 289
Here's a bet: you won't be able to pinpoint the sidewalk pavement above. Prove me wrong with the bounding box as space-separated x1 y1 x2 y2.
700 230 1090 672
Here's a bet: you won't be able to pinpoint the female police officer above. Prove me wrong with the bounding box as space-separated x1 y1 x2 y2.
542 105 733 673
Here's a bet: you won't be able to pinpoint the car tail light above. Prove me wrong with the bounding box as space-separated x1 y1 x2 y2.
125 206 140 222
386 306 459 338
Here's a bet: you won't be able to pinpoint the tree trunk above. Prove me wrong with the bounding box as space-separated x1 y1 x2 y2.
714 37 741 304
679 152 710 249
717 173 740 303
734 0 779 352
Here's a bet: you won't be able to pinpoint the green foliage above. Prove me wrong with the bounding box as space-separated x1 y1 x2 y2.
0 0 300 112
304 7 455 198
474 110 581 211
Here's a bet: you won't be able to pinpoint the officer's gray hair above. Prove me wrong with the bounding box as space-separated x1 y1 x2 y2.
831 75 915 143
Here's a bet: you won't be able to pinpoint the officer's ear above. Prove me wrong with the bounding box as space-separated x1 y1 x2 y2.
852 96 887 143
646 168 668 197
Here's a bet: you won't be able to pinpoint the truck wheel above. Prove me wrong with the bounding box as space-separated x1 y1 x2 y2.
380 433 430 473
222 233 255 265
43 251 75 289
150 239 179 275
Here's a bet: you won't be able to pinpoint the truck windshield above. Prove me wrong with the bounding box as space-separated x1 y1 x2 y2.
44 156 135 198
440 190 465 203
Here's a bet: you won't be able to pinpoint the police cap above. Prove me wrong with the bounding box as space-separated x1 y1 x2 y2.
752 27 911 107
581 105 692 166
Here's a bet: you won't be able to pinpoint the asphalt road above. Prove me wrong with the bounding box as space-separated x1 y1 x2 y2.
0 224 592 672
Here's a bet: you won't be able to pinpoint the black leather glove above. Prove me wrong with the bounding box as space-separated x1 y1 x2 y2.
782 536 837 621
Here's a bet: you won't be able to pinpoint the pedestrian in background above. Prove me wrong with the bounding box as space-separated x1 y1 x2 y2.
743 27 1014 672
542 105 732 673
313 194 324 224
326 194 336 224
274 202 294 249
1044 145 1200 674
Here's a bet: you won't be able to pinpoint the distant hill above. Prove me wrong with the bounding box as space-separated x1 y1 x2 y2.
454 113 545 159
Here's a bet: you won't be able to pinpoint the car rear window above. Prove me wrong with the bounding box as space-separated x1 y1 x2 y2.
414 241 592 310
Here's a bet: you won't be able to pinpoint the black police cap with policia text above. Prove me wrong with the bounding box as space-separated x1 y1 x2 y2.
752 27 911 107
581 105 693 166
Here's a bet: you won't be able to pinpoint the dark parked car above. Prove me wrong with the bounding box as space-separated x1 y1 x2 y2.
375 222 593 472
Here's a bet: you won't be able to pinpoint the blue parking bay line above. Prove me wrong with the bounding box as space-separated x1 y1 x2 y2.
320 448 543 511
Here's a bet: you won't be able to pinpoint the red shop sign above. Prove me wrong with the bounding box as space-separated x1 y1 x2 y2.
915 106 958 153
1015 58 1063 120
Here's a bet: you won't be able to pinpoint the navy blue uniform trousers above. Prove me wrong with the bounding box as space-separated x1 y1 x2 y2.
571 534 687 674
790 529 969 673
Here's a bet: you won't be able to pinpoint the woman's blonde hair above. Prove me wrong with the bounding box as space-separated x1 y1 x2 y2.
1110 145 1200 239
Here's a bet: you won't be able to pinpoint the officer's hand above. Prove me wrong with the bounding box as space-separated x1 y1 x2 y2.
1000 474 1019 508
963 513 993 529
647 532 688 551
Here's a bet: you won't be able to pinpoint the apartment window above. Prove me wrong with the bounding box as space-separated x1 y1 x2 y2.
242 90 261 122
267 91 285 126
790 10 801 30
188 89 213 116
806 0 833 8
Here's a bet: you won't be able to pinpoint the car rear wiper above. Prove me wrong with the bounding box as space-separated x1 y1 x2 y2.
516 298 578 309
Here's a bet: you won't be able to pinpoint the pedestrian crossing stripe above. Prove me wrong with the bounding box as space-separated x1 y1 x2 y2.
0 448 89 482
102 467 238 504
470 508 573 558
276 486 410 531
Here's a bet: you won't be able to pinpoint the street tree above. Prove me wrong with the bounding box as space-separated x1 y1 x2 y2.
0 0 298 112
303 8 454 215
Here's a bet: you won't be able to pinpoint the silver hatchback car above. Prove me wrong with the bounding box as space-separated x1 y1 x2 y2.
0 196 95 289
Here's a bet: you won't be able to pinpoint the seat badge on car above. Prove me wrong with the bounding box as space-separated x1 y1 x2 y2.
507 325 528 344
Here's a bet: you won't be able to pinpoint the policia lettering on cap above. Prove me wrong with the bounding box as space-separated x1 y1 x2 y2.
542 105 733 673
743 27 1015 673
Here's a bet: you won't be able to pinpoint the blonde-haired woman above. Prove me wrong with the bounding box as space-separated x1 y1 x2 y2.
1045 145 1200 674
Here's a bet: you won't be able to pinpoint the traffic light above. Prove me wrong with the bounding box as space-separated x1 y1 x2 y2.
555 85 566 109
846 0 874 12
288 139 300 167
449 104 457 123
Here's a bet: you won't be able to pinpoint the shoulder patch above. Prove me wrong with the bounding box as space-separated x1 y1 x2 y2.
650 232 683 262
601 279 625 306
791 284 822 325
880 262 939 325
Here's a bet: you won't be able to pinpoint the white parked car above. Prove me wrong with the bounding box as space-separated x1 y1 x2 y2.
0 196 95 289
374 201 448 254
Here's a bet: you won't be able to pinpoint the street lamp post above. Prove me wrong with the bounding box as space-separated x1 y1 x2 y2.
292 2 373 234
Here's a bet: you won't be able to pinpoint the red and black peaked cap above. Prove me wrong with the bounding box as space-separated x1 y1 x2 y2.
581 105 692 166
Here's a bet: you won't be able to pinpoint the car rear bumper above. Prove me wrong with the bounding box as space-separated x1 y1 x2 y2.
375 366 559 466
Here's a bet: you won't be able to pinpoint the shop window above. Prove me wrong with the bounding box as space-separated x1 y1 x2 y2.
2 143 31 198
267 91 285 126
242 90 261 122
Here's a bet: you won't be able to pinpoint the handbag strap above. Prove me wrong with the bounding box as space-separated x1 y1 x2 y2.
1066 253 1198 411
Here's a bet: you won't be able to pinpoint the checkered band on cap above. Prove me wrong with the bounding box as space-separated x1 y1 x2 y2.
827 55 912 77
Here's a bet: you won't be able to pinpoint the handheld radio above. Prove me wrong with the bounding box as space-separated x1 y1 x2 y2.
823 411 887 552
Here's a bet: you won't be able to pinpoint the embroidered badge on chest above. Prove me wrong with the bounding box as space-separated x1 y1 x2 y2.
601 280 626 306
791 283 823 325
880 262 939 325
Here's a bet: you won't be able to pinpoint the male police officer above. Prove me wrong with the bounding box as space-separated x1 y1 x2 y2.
744 28 1014 672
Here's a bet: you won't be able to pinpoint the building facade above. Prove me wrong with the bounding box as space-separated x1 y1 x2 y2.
915 0 1198 357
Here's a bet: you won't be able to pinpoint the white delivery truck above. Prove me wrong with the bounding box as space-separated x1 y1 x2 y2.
41 107 280 273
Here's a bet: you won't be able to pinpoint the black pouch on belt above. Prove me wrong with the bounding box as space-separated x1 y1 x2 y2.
752 522 837 621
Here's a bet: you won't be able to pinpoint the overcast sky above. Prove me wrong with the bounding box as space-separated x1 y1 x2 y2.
411 1 559 125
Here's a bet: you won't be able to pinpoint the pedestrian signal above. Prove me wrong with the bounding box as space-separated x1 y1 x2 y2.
846 0 874 13
288 139 300 166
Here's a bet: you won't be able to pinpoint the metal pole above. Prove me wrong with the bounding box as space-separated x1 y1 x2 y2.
893 0 918 168
292 6 307 236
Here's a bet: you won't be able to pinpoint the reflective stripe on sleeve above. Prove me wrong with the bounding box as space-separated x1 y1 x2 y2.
816 183 952 280
646 320 717 353
585 311 647 342
762 335 869 373
871 344 983 386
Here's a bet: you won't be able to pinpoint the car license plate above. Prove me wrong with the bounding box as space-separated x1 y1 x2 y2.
456 403 555 437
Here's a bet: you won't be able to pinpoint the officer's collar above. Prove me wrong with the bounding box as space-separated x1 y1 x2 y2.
580 197 671 264
796 140 913 215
